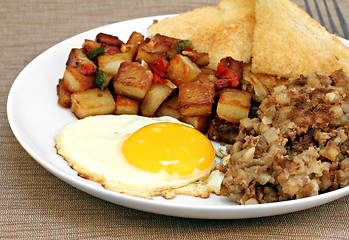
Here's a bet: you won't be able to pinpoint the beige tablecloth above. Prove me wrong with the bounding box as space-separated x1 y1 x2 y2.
2 0 349 239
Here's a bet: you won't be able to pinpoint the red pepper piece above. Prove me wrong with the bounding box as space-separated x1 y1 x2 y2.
215 63 240 90
214 78 229 91
80 63 96 76
155 58 169 72
83 45 94 53
153 73 167 83
107 47 120 54
149 63 166 78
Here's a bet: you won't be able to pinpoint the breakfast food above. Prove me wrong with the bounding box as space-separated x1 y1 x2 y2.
149 0 349 79
54 0 349 204
56 31 251 139
55 115 223 199
251 0 349 78
148 0 255 69
220 70 349 204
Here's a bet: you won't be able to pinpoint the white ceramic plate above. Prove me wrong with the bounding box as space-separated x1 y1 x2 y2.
7 15 349 219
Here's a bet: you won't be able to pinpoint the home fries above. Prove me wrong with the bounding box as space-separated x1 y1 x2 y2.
56 0 349 204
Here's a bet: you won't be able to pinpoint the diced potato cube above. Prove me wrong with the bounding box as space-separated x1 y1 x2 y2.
115 94 139 115
156 94 180 119
167 54 201 86
178 80 215 117
151 34 179 59
113 62 153 101
63 65 95 93
135 39 169 64
196 72 216 84
216 89 251 123
82 39 101 52
96 33 124 48
57 79 72 108
181 115 210 133
182 50 210 67
140 80 177 117
120 31 144 59
98 53 132 77
66 48 95 67
71 88 115 119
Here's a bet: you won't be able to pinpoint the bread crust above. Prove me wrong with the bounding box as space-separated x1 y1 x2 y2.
252 0 349 78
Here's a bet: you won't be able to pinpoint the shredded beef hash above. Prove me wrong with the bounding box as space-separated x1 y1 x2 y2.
219 70 349 204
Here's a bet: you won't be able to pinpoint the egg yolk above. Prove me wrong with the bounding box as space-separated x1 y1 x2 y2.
122 122 215 175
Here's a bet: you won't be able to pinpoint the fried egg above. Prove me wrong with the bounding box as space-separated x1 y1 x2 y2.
55 115 223 199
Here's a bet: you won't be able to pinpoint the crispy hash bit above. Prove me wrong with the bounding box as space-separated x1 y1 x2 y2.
56 31 349 204
220 70 349 204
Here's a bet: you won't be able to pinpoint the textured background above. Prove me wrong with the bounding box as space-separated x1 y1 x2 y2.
1 0 349 239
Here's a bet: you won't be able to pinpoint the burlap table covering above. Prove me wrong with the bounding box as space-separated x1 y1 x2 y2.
1 0 349 239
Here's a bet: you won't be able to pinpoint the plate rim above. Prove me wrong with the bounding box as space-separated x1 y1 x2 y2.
6 14 349 219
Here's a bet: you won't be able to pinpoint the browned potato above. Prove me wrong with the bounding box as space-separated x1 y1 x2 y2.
71 88 115 119
57 79 72 108
167 54 201 86
156 94 181 119
196 71 216 84
82 40 101 52
216 89 251 123
66 48 95 68
135 39 169 64
96 33 124 48
115 94 139 115
151 34 179 59
181 115 210 133
182 50 209 67
178 80 215 117
113 62 153 101
62 65 95 93
120 31 144 59
140 80 177 117
97 53 132 77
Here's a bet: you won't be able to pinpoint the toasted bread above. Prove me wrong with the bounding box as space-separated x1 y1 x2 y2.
252 0 349 78
148 0 255 69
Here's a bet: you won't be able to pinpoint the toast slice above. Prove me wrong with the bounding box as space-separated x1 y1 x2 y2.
148 0 255 69
251 0 349 78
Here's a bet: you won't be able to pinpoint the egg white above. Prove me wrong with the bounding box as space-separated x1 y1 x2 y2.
55 115 218 199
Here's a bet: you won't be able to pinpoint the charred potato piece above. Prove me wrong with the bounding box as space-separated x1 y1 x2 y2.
97 53 132 77
216 89 251 123
207 116 240 144
57 79 72 108
167 54 201 86
178 80 215 117
135 39 169 64
156 94 181 119
182 50 209 67
66 48 96 68
115 94 139 115
71 88 115 119
96 33 124 48
140 80 177 117
181 115 210 133
151 34 179 59
63 65 95 93
113 62 153 101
